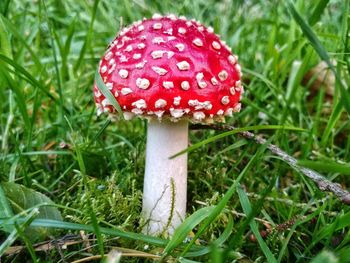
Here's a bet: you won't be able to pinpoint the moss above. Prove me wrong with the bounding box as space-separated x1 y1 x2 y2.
63 174 142 232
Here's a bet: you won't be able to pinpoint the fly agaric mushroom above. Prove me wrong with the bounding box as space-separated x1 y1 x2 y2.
93 14 242 236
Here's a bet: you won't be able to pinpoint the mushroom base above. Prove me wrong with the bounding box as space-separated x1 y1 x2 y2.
142 119 188 236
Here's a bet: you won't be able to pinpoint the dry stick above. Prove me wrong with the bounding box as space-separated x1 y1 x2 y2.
191 124 350 205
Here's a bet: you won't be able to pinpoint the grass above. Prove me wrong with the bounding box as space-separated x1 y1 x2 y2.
0 0 350 262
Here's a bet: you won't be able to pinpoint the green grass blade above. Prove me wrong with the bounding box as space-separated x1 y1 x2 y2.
0 15 12 58
308 0 330 26
162 206 215 257
74 0 100 72
0 0 11 16
42 1 64 124
88 119 111 147
297 160 350 175
279 60 303 125
0 228 19 256
14 223 38 262
95 69 124 118
310 251 338 263
0 185 12 217
179 144 268 257
320 101 343 147
61 18 76 80
0 15 47 75
184 213 234 257
287 0 350 115
1 151 71 161
178 258 201 263
0 208 39 256
0 67 31 131
276 205 318 262
312 211 350 245
227 171 277 252
236 186 277 263
171 125 305 158
0 54 60 105
0 218 167 247
66 117 104 256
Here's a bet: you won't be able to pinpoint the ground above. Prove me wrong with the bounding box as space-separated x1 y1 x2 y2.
0 0 350 262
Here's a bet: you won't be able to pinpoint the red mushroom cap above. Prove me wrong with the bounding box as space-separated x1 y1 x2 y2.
94 14 243 122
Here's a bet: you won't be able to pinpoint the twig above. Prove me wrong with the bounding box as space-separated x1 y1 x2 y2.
190 124 350 205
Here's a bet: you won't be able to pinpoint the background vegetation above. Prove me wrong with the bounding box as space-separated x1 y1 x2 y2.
0 0 349 262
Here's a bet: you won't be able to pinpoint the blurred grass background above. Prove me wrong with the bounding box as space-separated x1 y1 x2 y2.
0 0 349 262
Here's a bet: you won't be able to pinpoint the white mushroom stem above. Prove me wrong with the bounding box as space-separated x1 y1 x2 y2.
142 119 188 236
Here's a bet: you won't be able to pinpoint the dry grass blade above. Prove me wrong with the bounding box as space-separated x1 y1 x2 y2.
71 247 161 263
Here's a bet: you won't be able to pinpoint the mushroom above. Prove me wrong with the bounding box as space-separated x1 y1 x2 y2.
93 14 242 236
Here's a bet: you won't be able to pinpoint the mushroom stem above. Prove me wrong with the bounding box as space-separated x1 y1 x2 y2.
142 119 188 236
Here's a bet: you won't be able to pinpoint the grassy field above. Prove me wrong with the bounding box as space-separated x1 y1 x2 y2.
1 0 350 262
